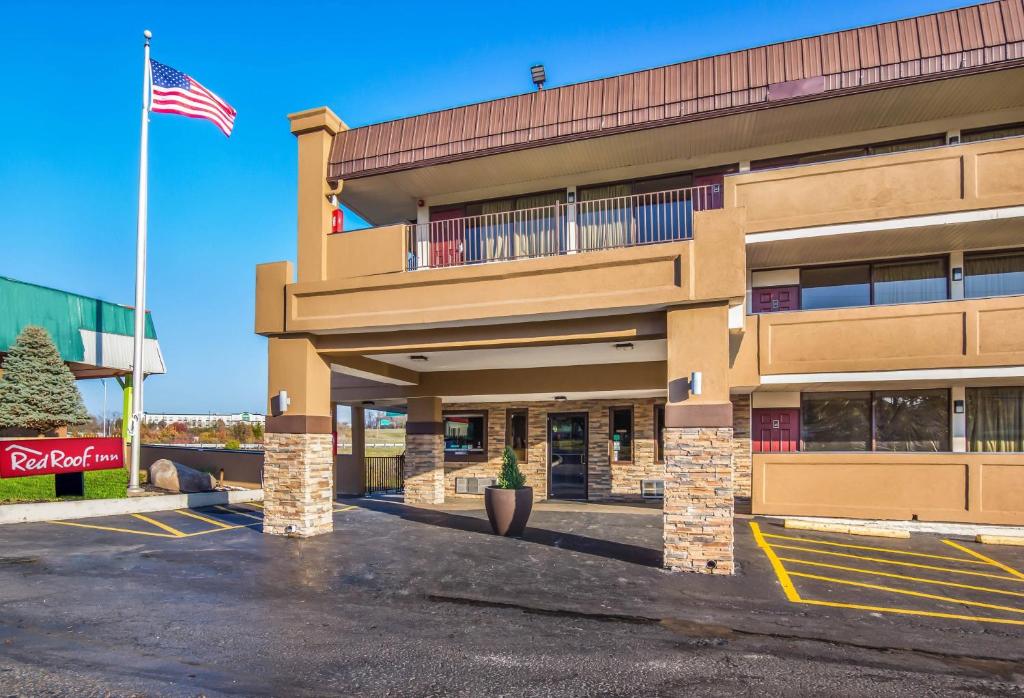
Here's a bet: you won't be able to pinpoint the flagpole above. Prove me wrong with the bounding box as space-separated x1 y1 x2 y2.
128 29 152 495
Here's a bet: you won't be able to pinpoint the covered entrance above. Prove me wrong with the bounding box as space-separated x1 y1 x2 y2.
548 413 588 500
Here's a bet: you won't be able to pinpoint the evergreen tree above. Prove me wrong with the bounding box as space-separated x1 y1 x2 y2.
496 445 526 489
0 326 88 434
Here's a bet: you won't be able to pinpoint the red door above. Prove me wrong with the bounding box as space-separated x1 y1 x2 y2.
693 173 725 210
752 408 799 452
752 285 799 313
428 208 465 268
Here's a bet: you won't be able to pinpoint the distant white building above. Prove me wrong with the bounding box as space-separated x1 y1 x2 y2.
143 412 266 428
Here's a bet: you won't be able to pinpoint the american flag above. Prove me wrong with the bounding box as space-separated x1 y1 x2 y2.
149 59 236 137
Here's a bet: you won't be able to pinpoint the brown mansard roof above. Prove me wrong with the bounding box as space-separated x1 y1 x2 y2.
329 1 1024 180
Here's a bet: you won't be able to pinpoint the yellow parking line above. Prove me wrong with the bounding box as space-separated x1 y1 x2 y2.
131 513 187 538
212 505 264 521
334 505 356 513
175 509 234 529
799 598 1024 626
763 532 985 564
46 520 175 538
768 543 1023 583
247 501 264 509
749 523 802 601
183 523 260 536
778 556 1024 598
942 539 1024 581
787 571 1024 615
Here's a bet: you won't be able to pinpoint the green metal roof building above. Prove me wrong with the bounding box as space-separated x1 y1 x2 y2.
0 276 165 379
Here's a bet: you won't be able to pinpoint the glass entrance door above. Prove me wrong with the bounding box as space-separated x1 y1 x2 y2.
548 413 588 499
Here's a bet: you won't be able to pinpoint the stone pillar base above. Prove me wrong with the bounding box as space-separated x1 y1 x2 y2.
263 432 334 537
663 426 735 574
404 433 444 505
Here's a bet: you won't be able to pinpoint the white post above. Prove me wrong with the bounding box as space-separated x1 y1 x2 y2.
128 30 152 495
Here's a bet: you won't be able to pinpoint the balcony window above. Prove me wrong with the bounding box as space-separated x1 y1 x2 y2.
961 123 1024 143
965 251 1024 299
609 406 633 463
873 390 950 452
967 387 1024 453
444 413 486 460
801 390 950 452
801 392 872 451
800 258 947 310
506 409 528 463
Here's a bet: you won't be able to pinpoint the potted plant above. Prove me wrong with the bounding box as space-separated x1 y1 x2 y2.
484 446 533 536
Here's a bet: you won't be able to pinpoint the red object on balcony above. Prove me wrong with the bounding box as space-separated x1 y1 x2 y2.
752 285 799 313
428 207 465 267
331 207 344 234
752 409 799 452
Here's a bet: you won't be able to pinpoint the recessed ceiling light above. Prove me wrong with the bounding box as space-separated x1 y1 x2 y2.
614 342 634 351
554 395 567 401
361 400 375 406
409 355 428 362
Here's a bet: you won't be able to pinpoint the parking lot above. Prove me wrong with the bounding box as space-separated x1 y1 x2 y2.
0 500 1022 695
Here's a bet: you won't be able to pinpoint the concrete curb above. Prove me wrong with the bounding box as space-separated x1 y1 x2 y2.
765 514 1024 539
783 519 910 538
0 489 264 525
976 534 1024 546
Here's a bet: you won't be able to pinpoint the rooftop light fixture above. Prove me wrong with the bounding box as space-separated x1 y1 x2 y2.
409 355 428 362
614 342 634 351
531 64 546 90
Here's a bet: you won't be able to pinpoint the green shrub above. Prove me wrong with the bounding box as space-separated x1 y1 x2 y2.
225 439 241 450
496 446 526 489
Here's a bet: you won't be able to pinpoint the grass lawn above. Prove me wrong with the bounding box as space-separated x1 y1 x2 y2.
0 467 130 504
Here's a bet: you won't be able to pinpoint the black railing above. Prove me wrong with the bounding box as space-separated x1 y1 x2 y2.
366 454 405 494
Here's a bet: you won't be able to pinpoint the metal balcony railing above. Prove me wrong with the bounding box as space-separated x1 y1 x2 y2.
405 184 719 270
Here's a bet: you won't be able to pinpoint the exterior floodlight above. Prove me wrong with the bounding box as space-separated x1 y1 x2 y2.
531 64 546 90
690 371 703 396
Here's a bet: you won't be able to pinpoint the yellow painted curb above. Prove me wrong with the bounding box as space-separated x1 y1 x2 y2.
783 519 910 539
976 534 1024 547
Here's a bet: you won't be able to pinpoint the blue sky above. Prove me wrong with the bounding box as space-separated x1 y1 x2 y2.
0 0 963 418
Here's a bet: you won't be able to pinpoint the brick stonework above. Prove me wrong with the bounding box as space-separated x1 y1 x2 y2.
663 427 735 574
444 399 664 502
404 433 444 505
731 395 752 499
262 432 334 537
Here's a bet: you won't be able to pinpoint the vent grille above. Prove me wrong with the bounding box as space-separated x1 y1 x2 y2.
455 477 497 495
641 479 665 499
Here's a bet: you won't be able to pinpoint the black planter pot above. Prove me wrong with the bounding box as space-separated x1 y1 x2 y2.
484 486 533 536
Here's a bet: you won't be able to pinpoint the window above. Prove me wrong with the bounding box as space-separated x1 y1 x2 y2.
967 387 1024 453
800 265 870 310
506 409 528 463
802 392 872 451
609 407 634 463
443 413 486 460
873 390 950 452
961 123 1024 143
801 390 950 452
751 135 945 170
800 258 947 310
655 405 666 462
965 251 1024 299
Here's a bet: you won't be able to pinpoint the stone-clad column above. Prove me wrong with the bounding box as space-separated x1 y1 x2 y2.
663 303 736 574
663 426 734 573
404 396 444 505
263 336 334 537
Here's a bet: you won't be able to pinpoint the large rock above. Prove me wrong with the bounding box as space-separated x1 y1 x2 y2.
148 459 217 493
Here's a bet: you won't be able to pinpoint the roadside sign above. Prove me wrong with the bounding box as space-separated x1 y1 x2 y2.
0 437 124 478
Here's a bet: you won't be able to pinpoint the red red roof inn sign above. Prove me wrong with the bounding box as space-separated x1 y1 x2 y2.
0 438 123 478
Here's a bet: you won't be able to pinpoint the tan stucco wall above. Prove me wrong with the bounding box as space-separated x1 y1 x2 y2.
325 225 406 279
758 295 1024 375
255 261 292 335
752 452 1024 525
730 136 1024 234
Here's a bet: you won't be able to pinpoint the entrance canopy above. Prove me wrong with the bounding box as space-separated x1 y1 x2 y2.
0 277 166 380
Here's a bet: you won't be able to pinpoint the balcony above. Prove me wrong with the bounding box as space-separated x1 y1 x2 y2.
757 295 1024 377
405 184 719 270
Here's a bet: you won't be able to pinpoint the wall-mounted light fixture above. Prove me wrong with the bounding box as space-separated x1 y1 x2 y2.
690 371 703 396
954 399 965 414
952 267 963 281
567 191 576 204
